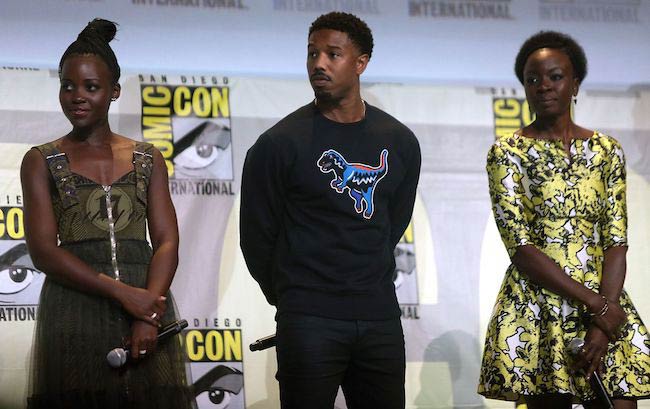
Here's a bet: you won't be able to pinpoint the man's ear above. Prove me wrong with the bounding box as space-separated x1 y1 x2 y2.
356 54 369 76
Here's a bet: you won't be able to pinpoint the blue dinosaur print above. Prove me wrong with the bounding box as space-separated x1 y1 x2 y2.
317 149 389 219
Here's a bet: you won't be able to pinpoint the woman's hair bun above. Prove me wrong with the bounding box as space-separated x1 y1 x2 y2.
78 18 118 43
59 17 121 83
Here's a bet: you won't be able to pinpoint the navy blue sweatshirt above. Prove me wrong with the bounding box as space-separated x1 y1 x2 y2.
240 102 421 320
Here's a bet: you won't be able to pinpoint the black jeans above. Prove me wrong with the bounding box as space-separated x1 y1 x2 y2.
276 312 405 409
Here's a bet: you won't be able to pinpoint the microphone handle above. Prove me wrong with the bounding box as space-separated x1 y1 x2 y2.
249 334 276 351
590 372 614 409
126 319 188 357
157 319 188 341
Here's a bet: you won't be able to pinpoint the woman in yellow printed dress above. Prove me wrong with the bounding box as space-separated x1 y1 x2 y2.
478 31 650 408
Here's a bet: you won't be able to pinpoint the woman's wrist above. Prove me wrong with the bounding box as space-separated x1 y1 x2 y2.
101 275 125 303
582 290 606 314
589 295 609 317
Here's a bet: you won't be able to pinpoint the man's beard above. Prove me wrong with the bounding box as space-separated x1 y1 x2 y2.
313 89 341 105
314 88 332 100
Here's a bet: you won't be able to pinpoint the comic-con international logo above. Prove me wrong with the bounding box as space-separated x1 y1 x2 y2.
539 0 640 24
395 221 420 319
0 205 43 320
272 0 381 14
492 89 534 139
184 327 245 408
409 0 513 19
131 0 247 10
140 76 234 196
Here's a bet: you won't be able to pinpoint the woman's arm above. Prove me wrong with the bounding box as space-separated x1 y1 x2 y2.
574 143 631 376
128 148 179 360
21 148 164 326
143 148 179 298
512 245 605 312
598 140 629 306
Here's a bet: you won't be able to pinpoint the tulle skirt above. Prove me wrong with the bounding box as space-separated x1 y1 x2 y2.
28 240 195 409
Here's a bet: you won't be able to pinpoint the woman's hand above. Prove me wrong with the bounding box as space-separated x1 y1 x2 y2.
115 284 166 326
572 325 610 380
128 320 159 360
591 298 626 341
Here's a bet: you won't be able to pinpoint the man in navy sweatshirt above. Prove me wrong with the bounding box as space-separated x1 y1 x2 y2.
240 11 421 409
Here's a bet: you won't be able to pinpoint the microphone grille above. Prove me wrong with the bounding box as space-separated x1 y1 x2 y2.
567 337 585 355
106 348 127 368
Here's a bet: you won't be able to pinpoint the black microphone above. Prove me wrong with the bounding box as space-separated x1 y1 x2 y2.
567 338 614 409
249 333 276 351
106 319 188 368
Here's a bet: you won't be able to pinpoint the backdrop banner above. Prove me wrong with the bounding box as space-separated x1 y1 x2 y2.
0 67 648 409
2 0 649 87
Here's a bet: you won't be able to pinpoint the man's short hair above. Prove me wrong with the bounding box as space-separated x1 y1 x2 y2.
308 12 374 59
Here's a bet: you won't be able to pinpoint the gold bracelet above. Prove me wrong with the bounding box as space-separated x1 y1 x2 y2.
590 295 609 317
599 302 609 316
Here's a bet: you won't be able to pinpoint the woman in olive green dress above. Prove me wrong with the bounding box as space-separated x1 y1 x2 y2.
21 19 193 409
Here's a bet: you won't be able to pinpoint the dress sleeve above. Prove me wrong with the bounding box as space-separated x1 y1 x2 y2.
486 141 531 257
601 140 628 249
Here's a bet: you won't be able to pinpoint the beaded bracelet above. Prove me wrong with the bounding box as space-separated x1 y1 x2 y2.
590 295 609 317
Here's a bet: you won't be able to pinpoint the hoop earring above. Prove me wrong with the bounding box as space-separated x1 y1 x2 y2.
111 97 117 101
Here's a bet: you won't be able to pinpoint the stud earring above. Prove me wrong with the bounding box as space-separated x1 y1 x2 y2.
111 97 117 101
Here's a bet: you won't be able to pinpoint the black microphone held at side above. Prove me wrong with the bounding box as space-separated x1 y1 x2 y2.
106 319 188 368
249 334 276 351
567 337 614 409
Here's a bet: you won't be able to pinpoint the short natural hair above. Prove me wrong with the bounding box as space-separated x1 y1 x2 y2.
308 12 374 59
514 31 587 85
59 18 121 84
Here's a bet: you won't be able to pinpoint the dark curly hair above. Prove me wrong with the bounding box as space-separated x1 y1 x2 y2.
514 31 587 85
59 18 121 84
308 12 374 59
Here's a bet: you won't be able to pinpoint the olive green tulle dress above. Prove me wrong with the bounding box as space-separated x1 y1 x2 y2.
27 142 194 409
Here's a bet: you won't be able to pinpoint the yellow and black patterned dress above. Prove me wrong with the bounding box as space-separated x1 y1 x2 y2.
478 132 650 401
28 142 194 409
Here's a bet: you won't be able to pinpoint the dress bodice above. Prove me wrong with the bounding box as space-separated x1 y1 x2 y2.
35 142 154 244
487 132 627 259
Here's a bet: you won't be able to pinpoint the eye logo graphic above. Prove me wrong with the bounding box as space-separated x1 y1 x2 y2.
173 120 233 180
192 365 243 408
317 149 389 219
0 243 44 305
